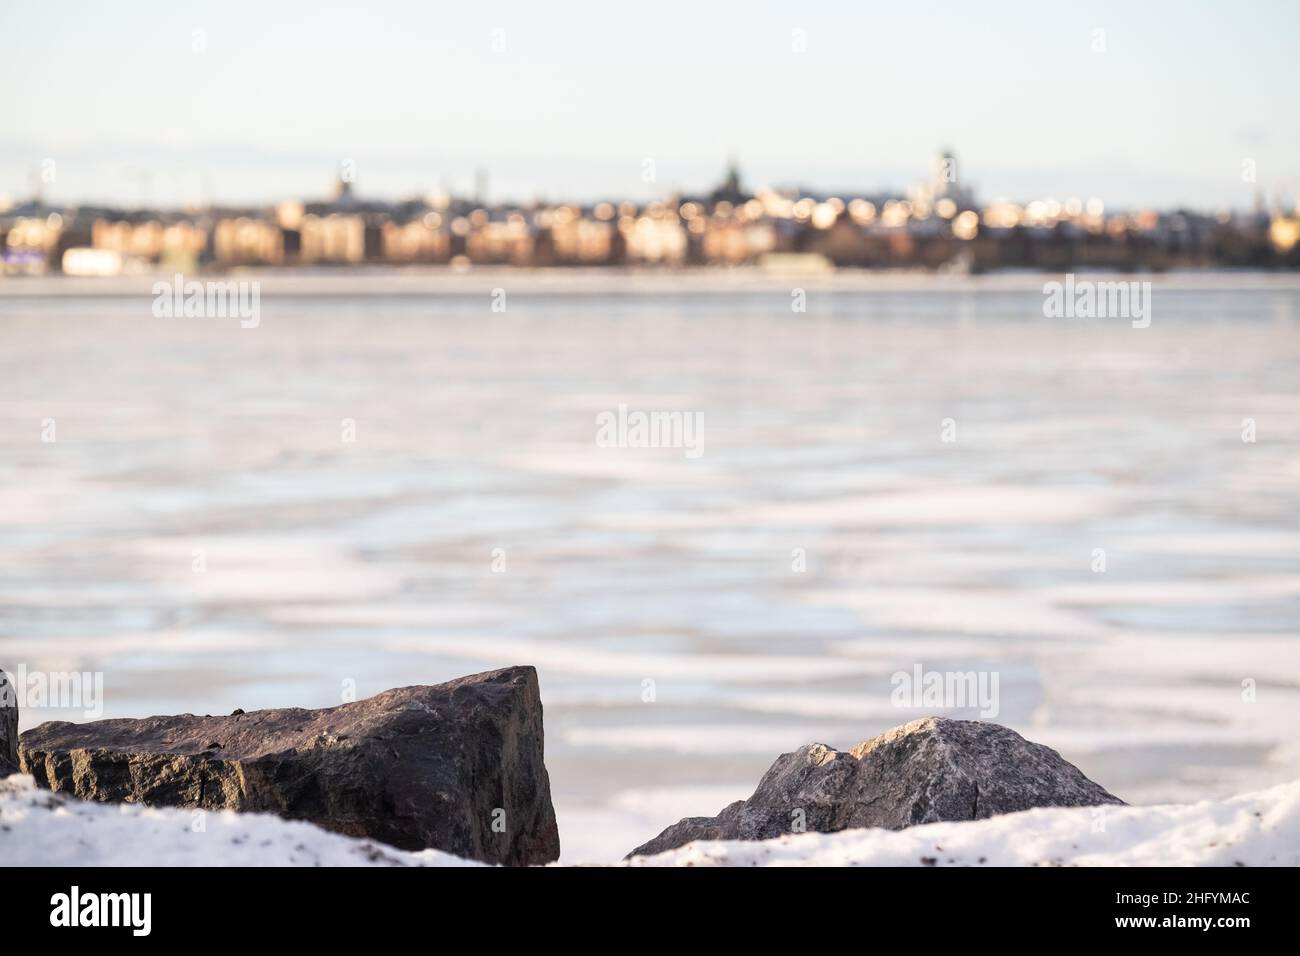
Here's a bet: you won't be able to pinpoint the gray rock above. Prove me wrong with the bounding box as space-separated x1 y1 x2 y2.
1 668 18 773
19 665 559 866
627 717 1123 858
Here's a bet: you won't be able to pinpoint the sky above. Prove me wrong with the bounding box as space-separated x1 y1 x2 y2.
1 0 1297 210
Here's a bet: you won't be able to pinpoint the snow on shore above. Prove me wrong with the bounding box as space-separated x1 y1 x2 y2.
627 779 1300 867
0 775 476 867
5 772 1298 867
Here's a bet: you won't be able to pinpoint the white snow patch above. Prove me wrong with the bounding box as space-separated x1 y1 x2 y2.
625 778 1300 867
0 775 479 867
7 772 1299 868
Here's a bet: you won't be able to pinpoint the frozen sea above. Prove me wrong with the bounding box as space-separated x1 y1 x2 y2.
2 269 1298 863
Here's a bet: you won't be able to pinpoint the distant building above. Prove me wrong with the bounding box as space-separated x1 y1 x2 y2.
214 216 283 266
382 216 450 264
467 212 533 265
4 155 1296 276
710 160 750 208
623 204 687 264
299 214 364 264
2 211 63 274
544 207 618 265
92 218 206 265
911 148 977 213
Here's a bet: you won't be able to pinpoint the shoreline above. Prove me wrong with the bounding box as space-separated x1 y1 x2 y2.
5 771 1296 866
4 266 1300 299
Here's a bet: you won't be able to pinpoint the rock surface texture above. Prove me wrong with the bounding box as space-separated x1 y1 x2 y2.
19 665 559 866
628 717 1123 858
1 668 18 773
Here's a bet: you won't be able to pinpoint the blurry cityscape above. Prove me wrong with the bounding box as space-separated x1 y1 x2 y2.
3 151 1300 277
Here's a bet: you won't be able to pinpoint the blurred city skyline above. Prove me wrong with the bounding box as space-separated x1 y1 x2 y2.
3 0 1298 210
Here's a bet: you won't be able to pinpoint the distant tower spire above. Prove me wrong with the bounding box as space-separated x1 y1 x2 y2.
724 156 742 194
712 157 746 205
335 173 353 203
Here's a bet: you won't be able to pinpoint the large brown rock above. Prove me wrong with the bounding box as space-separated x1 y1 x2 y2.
19 665 559 866
627 717 1123 858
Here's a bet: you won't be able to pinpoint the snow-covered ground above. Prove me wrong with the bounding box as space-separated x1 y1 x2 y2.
628 778 1300 867
5 772 1298 867
0 775 475 867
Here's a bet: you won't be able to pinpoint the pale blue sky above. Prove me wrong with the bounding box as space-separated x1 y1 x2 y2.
2 0 1296 209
